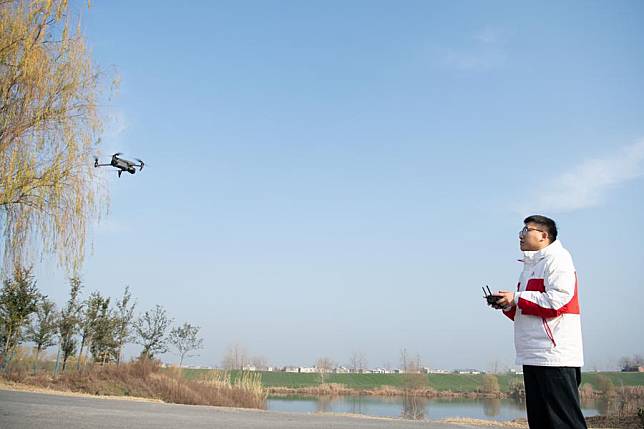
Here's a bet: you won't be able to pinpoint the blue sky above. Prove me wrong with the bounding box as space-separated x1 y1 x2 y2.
36 1 643 371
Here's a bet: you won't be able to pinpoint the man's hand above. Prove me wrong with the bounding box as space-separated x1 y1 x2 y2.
495 291 515 310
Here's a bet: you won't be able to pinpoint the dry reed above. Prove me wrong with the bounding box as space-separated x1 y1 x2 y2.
1 358 266 409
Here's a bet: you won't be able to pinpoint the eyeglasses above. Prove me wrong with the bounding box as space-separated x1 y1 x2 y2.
519 226 543 238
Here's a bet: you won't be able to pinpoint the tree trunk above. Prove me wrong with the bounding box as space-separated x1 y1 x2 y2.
77 335 86 371
116 339 124 366
84 339 92 370
3 326 13 352
33 346 42 375
53 345 61 376
2 327 14 369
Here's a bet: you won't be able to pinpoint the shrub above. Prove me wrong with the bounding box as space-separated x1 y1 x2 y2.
597 374 616 397
481 374 500 394
1 358 266 409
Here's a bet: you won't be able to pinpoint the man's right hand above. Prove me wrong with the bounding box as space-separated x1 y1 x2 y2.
495 290 515 308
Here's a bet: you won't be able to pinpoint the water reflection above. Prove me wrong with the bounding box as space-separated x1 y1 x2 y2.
267 395 605 421
595 397 611 416
316 395 332 413
482 398 501 417
401 394 428 420
592 396 644 417
347 395 366 415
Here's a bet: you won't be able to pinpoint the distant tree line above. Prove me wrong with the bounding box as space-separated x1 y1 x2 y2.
0 265 203 372
619 354 644 372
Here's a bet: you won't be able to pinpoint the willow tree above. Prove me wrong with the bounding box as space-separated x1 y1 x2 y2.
0 0 107 273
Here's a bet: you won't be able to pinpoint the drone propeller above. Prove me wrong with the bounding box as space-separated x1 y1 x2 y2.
113 152 122 157
135 158 145 170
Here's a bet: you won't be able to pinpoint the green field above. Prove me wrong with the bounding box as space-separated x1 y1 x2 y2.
178 369 644 393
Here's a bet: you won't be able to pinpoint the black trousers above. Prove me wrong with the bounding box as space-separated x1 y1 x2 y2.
523 365 588 429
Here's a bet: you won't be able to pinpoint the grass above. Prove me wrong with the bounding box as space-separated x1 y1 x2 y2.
580 372 644 389
179 369 644 393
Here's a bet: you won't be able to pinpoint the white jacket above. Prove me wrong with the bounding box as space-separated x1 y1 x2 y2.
503 240 584 367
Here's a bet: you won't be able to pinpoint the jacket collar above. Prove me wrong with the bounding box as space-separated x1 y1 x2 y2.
519 240 562 265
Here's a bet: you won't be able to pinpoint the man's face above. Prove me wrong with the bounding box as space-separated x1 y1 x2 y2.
519 222 549 251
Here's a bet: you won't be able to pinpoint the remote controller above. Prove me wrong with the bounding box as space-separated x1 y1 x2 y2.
483 285 504 309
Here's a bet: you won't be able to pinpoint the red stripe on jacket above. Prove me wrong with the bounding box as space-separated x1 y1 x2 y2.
517 275 580 318
503 307 516 321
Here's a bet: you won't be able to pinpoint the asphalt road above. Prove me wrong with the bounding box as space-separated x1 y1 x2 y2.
0 389 510 429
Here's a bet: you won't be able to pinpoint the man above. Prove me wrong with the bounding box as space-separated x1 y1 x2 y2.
491 215 587 429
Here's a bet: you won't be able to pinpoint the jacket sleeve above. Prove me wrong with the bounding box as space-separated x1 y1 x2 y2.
502 305 516 321
516 253 577 318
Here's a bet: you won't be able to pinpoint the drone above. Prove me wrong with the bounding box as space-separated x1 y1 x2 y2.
94 153 145 177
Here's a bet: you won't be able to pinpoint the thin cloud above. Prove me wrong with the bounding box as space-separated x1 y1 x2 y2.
95 218 128 235
106 110 127 138
520 139 644 214
443 49 506 71
98 109 129 158
441 27 507 71
474 27 504 45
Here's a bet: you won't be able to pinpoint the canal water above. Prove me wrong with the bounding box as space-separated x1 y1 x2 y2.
267 395 604 421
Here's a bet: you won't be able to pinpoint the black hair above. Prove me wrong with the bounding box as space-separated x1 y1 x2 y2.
524 215 558 242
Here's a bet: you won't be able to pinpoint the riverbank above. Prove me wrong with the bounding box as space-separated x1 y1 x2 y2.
5 363 643 401
180 369 644 399
3 363 643 427
265 383 506 398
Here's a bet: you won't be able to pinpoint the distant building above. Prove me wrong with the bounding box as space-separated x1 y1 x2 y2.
454 369 483 374
622 366 644 372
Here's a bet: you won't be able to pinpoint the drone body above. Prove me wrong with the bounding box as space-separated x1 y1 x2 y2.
94 153 144 177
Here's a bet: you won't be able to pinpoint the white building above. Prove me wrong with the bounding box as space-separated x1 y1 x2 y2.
454 369 482 374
